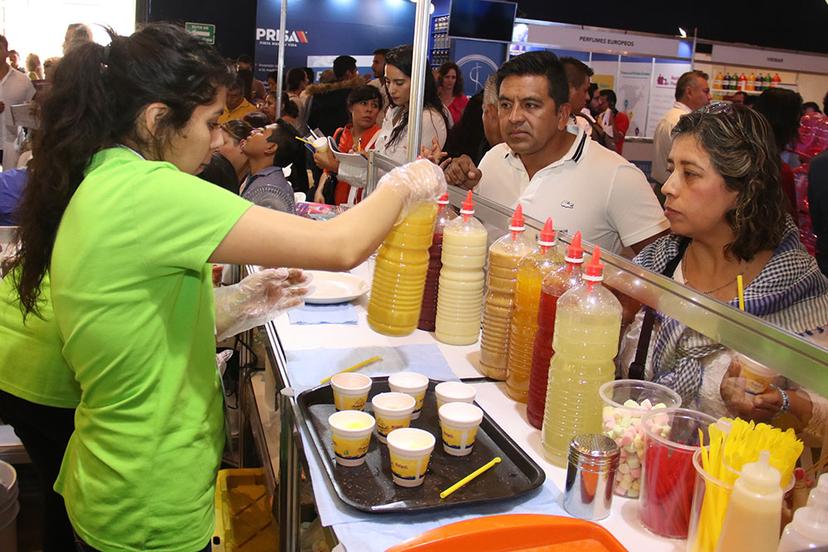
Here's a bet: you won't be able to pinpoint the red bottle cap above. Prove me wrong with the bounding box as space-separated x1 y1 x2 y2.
537 217 556 247
565 231 584 264
509 204 525 232
437 193 449 205
584 246 604 282
460 190 475 216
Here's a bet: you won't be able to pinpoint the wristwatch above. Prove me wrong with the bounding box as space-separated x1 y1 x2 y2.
771 384 790 413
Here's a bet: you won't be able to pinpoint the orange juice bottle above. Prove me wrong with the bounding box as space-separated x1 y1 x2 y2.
479 206 534 379
435 191 488 345
367 202 437 336
505 218 564 399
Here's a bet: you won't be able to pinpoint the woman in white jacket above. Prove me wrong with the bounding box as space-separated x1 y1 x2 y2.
339 44 448 185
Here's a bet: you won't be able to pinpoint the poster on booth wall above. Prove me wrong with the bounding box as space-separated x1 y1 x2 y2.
451 38 507 97
645 59 692 136
617 57 653 138
254 0 416 82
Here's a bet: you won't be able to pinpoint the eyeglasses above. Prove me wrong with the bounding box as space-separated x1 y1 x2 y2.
697 101 734 115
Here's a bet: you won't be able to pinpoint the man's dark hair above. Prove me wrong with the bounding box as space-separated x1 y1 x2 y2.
587 82 598 97
237 54 252 65
268 119 301 167
495 51 569 109
802 101 822 114
600 89 617 108
244 111 270 129
280 92 300 118
287 68 307 91
333 55 357 80
675 70 708 101
560 56 593 89
373 48 389 57
347 84 383 108
732 91 748 101
303 67 314 84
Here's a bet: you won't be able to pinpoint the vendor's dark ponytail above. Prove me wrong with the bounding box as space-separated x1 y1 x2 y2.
10 23 233 316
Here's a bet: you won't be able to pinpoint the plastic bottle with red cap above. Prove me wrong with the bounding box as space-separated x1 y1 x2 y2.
435 191 488 345
504 218 565 398
526 231 585 428
367 200 437 336
479 205 534 377
541 246 622 467
418 193 458 331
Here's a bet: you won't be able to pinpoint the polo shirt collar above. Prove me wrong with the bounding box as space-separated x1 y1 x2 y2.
252 165 283 177
503 127 589 172
674 101 692 113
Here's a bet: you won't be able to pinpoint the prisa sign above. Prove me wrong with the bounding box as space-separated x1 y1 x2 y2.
255 28 309 44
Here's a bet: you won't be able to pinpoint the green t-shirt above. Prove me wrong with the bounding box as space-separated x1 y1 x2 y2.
51 147 252 552
0 272 80 408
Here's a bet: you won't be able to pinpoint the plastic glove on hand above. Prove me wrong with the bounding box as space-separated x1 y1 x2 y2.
377 158 447 221
215 268 312 341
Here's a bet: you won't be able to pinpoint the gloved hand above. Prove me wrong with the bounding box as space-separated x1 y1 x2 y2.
214 268 312 341
377 158 448 221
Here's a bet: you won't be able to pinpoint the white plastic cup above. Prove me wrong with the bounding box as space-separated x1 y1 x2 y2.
435 381 476 410
312 137 329 152
328 410 375 467
388 372 429 420
438 402 484 457
371 392 416 444
386 428 436 487
733 354 777 394
330 373 372 411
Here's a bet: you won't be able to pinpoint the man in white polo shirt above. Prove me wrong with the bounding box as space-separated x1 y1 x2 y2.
444 51 668 255
0 34 35 169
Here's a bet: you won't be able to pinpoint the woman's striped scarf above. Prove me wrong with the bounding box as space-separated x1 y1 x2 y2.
634 220 828 405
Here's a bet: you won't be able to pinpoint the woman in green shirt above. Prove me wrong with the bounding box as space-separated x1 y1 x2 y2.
6 24 444 552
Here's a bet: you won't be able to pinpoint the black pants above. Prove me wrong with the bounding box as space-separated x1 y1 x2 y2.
0 390 75 552
76 538 212 551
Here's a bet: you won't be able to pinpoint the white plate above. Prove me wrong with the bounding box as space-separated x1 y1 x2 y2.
304 271 369 304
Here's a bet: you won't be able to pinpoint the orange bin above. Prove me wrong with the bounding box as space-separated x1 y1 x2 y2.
386 514 627 552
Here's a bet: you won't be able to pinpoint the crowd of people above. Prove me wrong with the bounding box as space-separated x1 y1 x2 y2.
0 19 826 552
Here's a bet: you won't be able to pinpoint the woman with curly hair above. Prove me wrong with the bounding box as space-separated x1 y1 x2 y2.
437 61 468 126
619 103 828 443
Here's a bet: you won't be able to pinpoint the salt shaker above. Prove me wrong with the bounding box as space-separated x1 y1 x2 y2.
564 433 620 520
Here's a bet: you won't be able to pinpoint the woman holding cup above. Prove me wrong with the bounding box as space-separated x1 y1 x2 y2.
618 104 828 442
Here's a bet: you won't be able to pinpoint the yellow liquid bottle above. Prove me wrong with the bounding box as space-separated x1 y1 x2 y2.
367 202 437 336
541 247 622 467
479 206 533 379
435 191 488 346
506 219 565 398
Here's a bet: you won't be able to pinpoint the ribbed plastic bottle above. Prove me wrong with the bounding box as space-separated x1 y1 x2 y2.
526 231 585 429
718 451 783 552
541 247 622 467
418 193 457 332
505 218 565 398
435 191 488 345
479 206 534 379
367 202 437 336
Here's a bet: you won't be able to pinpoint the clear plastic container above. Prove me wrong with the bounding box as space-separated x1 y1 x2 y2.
367 202 437 336
418 193 457 332
541 247 621 467
505 218 564 397
526 232 584 429
479 206 533 379
598 379 681 498
776 503 828 552
435 191 488 345
639 408 716 539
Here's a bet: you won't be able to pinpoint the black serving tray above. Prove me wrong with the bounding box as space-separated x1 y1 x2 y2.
297 377 546 513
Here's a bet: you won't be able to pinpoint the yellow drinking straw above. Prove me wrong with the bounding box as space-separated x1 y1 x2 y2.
440 457 502 499
736 274 745 311
295 135 316 147
320 355 383 384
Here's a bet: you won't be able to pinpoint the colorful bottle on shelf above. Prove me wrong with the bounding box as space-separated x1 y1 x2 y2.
479 205 534 379
367 202 437 336
526 232 585 429
747 72 756 91
435 191 488 345
505 218 564 398
541 247 622 467
714 71 723 90
418 193 457 332
738 73 747 91
772 73 782 87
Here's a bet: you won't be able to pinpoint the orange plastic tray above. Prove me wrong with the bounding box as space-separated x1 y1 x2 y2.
386 514 628 552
